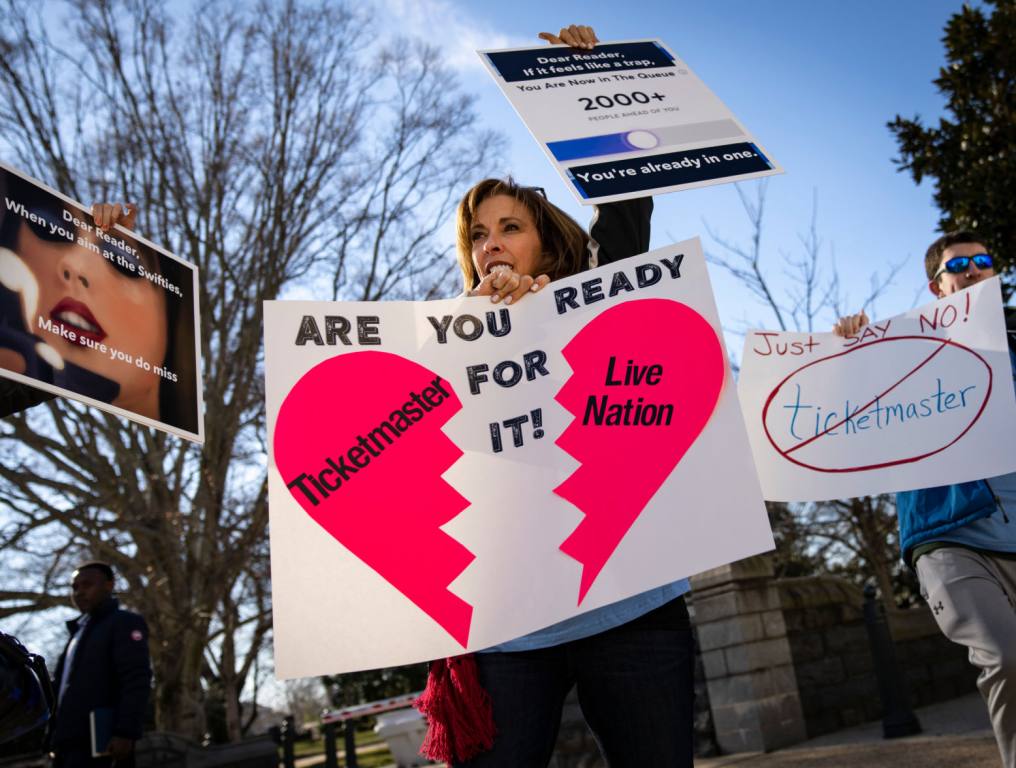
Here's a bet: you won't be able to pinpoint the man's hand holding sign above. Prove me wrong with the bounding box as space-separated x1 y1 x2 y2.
819 234 1016 768
738 277 1016 501
537 24 600 49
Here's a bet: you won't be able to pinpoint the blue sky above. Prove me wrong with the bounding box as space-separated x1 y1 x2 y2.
378 0 969 345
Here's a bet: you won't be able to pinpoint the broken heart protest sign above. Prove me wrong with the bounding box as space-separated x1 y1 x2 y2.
738 277 1016 502
264 239 773 677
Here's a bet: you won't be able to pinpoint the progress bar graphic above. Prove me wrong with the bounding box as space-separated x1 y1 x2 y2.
547 119 745 162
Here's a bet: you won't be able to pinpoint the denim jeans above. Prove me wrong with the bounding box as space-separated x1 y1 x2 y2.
455 596 695 768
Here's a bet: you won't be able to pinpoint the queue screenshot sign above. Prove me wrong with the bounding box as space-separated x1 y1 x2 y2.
479 39 783 204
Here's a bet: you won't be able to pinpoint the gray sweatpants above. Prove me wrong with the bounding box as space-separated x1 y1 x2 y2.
917 547 1016 767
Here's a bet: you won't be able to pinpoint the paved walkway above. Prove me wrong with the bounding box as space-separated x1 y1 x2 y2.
307 692 999 768
699 692 999 767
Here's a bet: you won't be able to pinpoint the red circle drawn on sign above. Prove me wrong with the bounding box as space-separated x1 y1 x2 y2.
761 335 993 473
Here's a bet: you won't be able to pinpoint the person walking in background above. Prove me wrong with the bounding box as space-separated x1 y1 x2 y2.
51 561 151 768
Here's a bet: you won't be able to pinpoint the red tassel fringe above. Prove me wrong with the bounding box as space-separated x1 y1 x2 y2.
414 654 496 763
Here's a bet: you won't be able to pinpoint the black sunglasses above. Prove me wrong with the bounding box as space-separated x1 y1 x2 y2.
25 205 145 280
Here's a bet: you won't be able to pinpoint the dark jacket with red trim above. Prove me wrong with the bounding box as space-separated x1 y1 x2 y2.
51 597 151 746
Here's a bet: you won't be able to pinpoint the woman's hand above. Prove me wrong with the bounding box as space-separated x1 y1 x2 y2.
832 310 869 337
469 267 550 306
538 25 599 50
91 202 137 232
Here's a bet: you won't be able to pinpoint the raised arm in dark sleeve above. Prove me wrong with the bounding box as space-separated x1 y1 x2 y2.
588 197 654 266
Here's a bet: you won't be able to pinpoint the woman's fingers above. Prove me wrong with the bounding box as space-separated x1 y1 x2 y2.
467 281 491 298
493 271 552 305
538 25 598 49
467 271 505 297
467 271 498 297
90 202 138 231
489 268 521 303
502 274 536 306
469 271 550 305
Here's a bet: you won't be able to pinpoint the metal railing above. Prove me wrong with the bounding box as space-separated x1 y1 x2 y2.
278 692 423 768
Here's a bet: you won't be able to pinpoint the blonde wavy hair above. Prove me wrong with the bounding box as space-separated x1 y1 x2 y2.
455 178 590 293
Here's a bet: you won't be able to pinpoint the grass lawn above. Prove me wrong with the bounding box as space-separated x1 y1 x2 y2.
290 730 393 767
294 751 394 768
293 728 385 756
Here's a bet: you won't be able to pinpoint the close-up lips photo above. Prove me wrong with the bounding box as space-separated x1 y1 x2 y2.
49 297 106 345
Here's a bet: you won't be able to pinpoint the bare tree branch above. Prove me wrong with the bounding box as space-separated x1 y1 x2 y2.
0 0 503 740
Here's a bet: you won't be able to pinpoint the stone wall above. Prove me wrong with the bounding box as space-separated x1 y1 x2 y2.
777 576 978 739
690 556 807 753
548 563 980 765
891 606 980 706
778 577 879 735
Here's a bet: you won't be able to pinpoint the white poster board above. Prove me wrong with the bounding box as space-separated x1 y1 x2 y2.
738 278 1016 502
265 240 773 677
478 39 783 205
0 162 204 441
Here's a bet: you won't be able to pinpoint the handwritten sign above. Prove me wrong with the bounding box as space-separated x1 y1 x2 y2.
738 278 1016 501
477 40 783 205
264 240 773 677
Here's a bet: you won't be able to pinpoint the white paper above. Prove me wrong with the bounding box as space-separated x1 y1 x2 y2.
738 278 1016 501
264 240 773 676
477 39 783 205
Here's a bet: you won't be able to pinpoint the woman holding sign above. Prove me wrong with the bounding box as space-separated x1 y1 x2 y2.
415 26 696 768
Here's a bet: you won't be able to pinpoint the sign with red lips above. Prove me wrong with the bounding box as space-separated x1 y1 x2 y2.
0 162 203 441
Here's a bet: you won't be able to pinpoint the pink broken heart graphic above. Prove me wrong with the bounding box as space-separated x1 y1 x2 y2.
273 351 474 647
555 298 725 604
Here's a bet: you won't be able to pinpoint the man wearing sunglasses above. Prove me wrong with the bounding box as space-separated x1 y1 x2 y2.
835 230 1016 767
928 241 996 299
